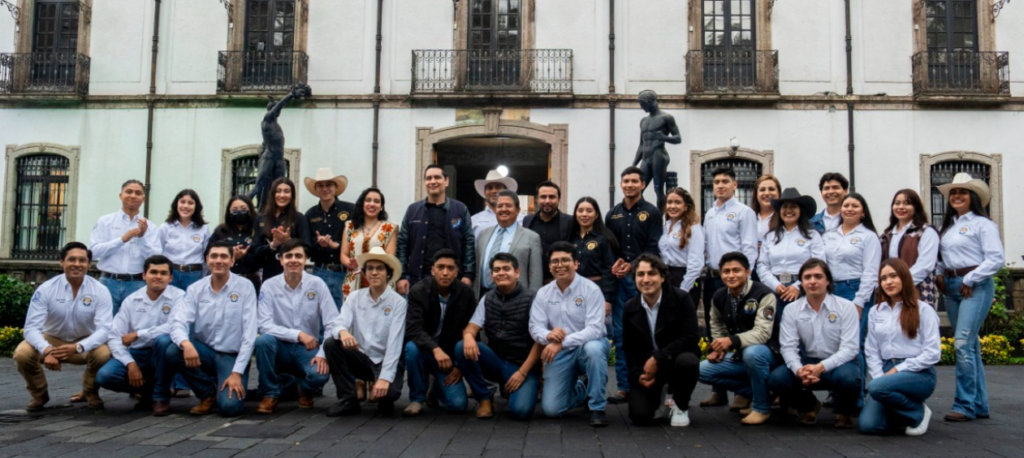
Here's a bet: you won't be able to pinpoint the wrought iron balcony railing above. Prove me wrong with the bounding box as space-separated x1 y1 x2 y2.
686 49 779 95
218 50 309 93
0 52 90 96
412 49 573 94
912 51 1009 97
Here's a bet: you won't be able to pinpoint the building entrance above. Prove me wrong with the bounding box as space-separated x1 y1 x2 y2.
434 137 550 215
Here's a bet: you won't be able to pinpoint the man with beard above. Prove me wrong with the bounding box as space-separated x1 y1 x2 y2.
471 169 523 239
524 181 572 284
474 190 543 296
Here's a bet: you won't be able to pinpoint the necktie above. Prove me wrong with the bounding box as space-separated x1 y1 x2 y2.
484 227 506 288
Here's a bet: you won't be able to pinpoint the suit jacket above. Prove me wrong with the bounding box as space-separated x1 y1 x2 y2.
474 222 544 296
622 286 701 383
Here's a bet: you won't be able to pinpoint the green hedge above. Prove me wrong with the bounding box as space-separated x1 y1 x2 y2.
0 275 33 328
0 327 23 357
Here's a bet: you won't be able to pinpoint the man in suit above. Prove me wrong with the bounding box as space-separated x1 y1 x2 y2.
475 190 543 296
523 181 572 284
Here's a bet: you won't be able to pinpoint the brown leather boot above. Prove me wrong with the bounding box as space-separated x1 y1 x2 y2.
26 393 50 412
152 401 171 417
85 392 104 410
699 391 727 407
298 393 315 409
257 397 279 414
475 400 494 419
834 414 854 429
189 397 216 416
729 394 751 412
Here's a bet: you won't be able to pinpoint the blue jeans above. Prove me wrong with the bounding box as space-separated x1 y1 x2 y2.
312 267 345 311
768 357 862 415
613 276 635 393
170 269 204 291
541 339 609 416
698 345 782 414
944 276 994 418
404 341 468 412
100 277 146 316
254 335 330 399
860 360 937 434
96 347 159 397
833 279 860 303
159 335 251 417
454 340 540 420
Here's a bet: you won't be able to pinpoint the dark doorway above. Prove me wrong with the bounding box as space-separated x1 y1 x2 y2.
434 137 550 215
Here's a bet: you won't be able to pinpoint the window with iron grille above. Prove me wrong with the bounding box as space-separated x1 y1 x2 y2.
231 155 290 198
929 160 989 226
700 159 762 221
13 154 70 259
702 0 756 88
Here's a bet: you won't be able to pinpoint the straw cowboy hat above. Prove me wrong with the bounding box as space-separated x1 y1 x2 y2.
474 170 518 199
356 246 403 281
770 188 817 217
303 168 349 197
937 172 991 207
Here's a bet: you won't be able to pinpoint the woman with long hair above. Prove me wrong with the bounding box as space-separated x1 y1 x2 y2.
756 188 824 314
935 174 1004 422
751 175 782 243
155 189 210 290
254 177 311 281
879 189 939 306
658 187 704 298
210 195 265 290
860 259 940 436
340 187 397 298
823 193 881 309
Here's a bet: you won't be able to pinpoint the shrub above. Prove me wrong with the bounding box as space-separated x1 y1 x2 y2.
0 275 34 328
0 327 23 357
940 337 956 365
940 335 1016 365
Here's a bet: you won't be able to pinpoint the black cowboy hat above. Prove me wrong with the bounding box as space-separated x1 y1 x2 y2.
770 188 817 216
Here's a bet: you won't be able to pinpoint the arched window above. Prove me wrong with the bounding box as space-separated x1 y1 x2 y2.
699 158 763 220
928 160 990 226
230 155 292 198
919 151 1002 232
3 144 80 260
220 145 301 211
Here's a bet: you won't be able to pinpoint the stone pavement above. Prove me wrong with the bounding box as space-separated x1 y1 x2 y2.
0 360 1022 458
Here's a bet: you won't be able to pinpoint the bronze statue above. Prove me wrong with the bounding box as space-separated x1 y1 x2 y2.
633 90 681 210
249 83 313 210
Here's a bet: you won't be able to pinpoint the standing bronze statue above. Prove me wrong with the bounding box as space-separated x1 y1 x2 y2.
249 83 313 210
633 90 681 210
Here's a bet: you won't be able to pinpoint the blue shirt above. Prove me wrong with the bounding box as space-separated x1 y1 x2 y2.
481 223 518 289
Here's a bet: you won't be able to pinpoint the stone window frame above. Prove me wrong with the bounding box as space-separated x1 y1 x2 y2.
228 0 310 54
14 0 92 55
919 151 1003 234
2 143 82 258
220 145 301 212
689 147 774 217
449 0 536 90
687 0 775 89
912 0 997 55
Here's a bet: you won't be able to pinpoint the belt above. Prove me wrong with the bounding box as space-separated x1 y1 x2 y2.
172 263 204 273
668 266 687 273
943 266 977 278
101 272 143 282
316 264 345 272
778 273 797 284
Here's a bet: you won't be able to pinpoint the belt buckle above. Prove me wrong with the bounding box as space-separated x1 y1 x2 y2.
779 273 794 284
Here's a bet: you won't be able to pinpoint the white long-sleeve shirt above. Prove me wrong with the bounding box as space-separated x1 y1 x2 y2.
658 220 704 291
24 275 113 355
823 224 882 307
779 294 860 376
756 227 825 291
864 301 941 379
938 212 1005 287
258 273 340 359
156 220 211 266
107 286 185 366
703 197 759 270
89 210 161 274
171 273 258 374
330 286 406 383
529 274 606 349
886 225 940 286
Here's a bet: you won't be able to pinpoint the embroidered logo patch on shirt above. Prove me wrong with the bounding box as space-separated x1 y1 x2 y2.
384 306 392 316
340 212 350 221
828 312 838 323
574 296 584 307
451 218 462 229
192 235 202 243
306 290 317 301
610 214 625 220
32 291 41 303
763 306 775 321
230 292 240 302
638 211 649 222
162 304 171 315
850 237 861 245
796 238 806 247
726 212 737 222
82 296 93 306
672 231 681 239
744 299 758 314
959 226 970 235
586 241 598 250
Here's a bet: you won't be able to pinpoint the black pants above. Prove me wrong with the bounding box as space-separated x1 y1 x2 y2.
627 352 700 425
667 267 702 311
324 337 404 405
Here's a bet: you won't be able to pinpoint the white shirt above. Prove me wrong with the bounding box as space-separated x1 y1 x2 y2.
658 220 704 291
823 224 882 307
780 294 860 376
820 210 842 232
529 274 606 349
330 286 406 383
471 207 524 240
156 220 211 266
89 210 161 274
938 212 1005 287
258 273 340 359
107 286 185 366
756 227 826 291
865 301 941 379
886 224 940 286
481 223 519 288
171 273 258 374
24 275 113 355
642 292 662 351
757 212 774 242
703 197 759 270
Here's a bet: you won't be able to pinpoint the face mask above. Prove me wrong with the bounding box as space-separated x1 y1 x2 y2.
228 211 250 225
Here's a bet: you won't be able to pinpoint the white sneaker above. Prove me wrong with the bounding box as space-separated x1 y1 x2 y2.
655 398 675 419
905 405 932 436
670 405 690 427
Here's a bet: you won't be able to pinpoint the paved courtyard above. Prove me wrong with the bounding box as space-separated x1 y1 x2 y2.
0 361 1021 458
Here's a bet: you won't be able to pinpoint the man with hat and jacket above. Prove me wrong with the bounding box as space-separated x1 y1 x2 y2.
304 168 355 309
471 169 524 240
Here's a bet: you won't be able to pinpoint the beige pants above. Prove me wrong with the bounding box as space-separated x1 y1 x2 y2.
13 335 111 399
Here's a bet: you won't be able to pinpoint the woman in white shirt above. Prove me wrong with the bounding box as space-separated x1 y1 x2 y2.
860 258 940 436
823 193 882 310
879 189 939 306
658 187 704 299
756 188 824 315
155 189 211 290
751 175 781 245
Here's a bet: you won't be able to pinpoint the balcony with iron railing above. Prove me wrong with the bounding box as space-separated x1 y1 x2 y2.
218 50 309 93
685 49 779 102
411 49 573 97
0 52 90 96
912 51 1010 102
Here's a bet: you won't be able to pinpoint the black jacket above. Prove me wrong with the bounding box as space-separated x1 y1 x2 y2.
623 286 700 380
405 276 477 355
523 211 573 242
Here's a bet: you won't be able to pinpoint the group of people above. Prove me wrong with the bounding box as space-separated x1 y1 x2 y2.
12 161 1004 436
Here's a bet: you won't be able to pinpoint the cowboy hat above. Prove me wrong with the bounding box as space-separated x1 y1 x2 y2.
770 188 817 217
303 168 349 197
474 170 518 199
937 172 991 207
356 246 403 282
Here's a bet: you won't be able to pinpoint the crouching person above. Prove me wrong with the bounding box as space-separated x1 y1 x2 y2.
255 239 339 414
456 252 542 420
324 247 406 416
160 241 258 417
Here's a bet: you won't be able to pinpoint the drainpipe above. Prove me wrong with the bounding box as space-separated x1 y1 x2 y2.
608 0 616 208
371 0 383 187
844 0 855 192
144 0 162 218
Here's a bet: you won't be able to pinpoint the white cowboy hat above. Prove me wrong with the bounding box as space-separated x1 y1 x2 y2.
303 168 349 197
937 172 991 207
474 170 518 199
356 246 403 282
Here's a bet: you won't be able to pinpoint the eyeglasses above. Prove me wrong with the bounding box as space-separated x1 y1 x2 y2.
549 258 574 266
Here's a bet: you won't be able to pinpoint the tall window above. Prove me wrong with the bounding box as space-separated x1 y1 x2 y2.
244 0 295 88
230 155 290 198
700 159 762 220
702 0 756 89
31 0 80 88
929 160 989 226
925 0 978 89
13 154 70 259
468 0 522 88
